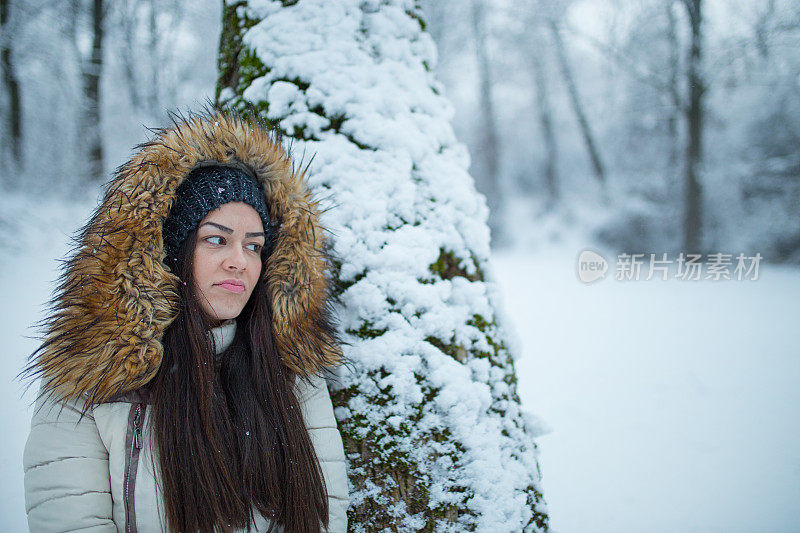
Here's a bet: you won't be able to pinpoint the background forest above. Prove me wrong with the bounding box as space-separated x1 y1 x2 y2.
2 0 799 259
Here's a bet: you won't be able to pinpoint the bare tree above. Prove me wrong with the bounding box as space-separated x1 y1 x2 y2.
681 0 704 252
85 0 104 180
563 0 708 248
469 0 503 243
548 17 606 188
1 0 22 168
529 42 559 208
116 0 181 115
753 0 777 59
146 0 159 112
118 0 142 109
68 0 105 182
665 1 681 179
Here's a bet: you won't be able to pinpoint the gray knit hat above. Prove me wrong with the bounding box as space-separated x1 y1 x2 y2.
162 165 272 258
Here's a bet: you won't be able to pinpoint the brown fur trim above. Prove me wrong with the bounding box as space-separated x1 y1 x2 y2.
20 108 342 408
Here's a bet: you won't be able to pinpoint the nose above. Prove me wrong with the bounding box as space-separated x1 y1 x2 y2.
222 245 247 271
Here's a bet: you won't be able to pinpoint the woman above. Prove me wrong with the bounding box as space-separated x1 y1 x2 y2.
21 109 349 532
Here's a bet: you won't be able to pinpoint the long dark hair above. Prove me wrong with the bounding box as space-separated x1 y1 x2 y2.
146 228 329 533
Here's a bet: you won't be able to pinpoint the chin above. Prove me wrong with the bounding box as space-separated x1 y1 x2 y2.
202 300 247 323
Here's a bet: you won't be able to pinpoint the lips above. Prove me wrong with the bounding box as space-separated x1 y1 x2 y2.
215 279 245 294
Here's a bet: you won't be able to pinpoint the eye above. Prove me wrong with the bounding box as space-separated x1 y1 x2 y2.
204 236 225 246
246 243 263 253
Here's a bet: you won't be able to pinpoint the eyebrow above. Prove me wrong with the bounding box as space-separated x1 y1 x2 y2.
199 221 266 239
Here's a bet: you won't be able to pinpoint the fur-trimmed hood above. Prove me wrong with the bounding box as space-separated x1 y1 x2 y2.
21 108 341 407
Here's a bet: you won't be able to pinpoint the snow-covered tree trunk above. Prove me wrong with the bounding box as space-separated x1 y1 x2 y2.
217 1 548 531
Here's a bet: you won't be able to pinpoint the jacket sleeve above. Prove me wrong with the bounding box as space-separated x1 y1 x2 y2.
297 375 349 533
23 383 115 532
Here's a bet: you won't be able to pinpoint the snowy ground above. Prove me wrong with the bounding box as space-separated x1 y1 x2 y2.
493 247 800 533
1 192 94 533
2 192 799 532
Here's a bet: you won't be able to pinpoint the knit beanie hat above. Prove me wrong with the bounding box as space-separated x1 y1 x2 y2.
162 165 272 258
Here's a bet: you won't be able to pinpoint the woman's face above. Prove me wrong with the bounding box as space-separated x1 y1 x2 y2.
192 202 266 325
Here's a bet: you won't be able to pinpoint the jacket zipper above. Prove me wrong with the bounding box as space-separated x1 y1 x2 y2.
124 402 145 533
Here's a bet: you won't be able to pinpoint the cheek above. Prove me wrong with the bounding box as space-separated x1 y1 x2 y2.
247 257 262 289
192 249 214 287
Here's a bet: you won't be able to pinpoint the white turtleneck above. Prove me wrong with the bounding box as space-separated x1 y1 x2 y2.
210 319 237 355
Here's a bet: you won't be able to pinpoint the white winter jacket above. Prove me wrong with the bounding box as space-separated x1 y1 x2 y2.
23 320 349 532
